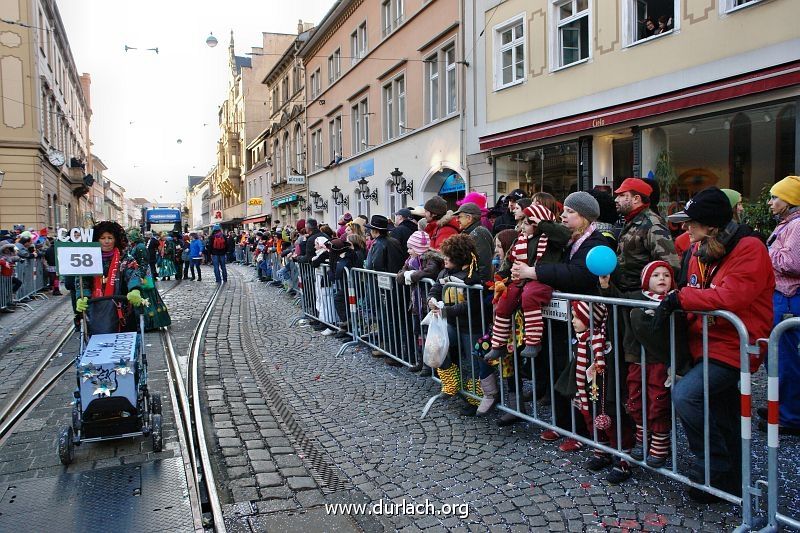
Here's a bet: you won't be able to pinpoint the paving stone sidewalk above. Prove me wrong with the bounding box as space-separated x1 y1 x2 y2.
232 264 756 532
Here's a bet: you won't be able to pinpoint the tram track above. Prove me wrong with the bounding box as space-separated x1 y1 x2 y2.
162 282 225 533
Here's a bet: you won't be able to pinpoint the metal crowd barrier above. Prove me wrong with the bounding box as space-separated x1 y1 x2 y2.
0 275 13 310
762 317 800 532
282 264 799 531
13 257 48 304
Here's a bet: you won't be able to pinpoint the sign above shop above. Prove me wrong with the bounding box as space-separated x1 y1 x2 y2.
439 172 465 195
247 197 264 206
349 158 374 182
272 193 298 207
287 174 305 185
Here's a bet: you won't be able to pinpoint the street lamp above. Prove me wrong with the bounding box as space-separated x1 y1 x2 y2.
309 190 328 212
331 185 349 209
391 168 413 199
356 177 378 204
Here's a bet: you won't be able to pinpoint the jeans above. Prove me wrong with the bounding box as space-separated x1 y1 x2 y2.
212 254 228 283
190 259 202 279
672 359 741 481
774 291 800 428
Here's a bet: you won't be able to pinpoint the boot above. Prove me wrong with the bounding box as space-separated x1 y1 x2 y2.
475 374 498 416
436 364 460 396
646 432 670 468
419 365 432 377
519 344 541 358
497 394 523 427
484 347 505 362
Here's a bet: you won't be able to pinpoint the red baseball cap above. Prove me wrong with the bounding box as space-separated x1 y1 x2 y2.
614 178 652 197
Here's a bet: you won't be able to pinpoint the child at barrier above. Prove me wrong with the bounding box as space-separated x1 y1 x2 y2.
397 230 444 374
0 242 21 311
427 234 485 397
599 261 690 470
485 204 570 360
326 238 358 339
311 236 337 333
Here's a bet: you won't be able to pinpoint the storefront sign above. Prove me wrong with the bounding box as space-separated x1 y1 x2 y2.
349 159 374 182
213 210 223 221
247 198 264 206
287 174 305 185
439 172 465 195
272 194 298 207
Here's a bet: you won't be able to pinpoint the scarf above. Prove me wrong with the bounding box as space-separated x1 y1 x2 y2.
93 248 120 298
573 302 608 415
642 290 667 302
624 204 648 223
568 222 597 260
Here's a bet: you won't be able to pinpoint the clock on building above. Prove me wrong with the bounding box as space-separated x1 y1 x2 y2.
47 148 65 167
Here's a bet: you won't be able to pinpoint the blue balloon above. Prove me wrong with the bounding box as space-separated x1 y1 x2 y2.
585 245 617 276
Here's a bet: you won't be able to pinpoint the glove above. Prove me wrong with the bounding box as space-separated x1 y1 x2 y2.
127 289 143 307
75 296 88 313
652 291 681 331
492 279 507 305
403 270 414 285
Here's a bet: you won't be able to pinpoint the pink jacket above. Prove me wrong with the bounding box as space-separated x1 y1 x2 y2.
768 209 800 297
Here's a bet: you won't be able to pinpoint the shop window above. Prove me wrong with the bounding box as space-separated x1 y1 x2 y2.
493 15 525 90
775 105 796 181
641 102 797 203
553 0 589 69
625 0 675 46
495 141 579 202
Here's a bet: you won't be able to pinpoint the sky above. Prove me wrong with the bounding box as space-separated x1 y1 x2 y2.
57 0 333 204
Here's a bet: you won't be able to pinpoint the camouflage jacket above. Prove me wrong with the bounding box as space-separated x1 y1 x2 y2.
615 208 680 292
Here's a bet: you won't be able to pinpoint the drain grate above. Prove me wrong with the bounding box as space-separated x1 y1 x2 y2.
238 285 353 494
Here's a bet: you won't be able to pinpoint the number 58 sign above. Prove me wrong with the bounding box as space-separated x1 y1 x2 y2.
55 241 103 275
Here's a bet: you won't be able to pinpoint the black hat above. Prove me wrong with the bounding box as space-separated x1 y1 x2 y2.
364 214 390 231
395 208 413 219
667 187 733 228
507 188 527 202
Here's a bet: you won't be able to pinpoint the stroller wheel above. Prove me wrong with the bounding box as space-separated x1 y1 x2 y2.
72 403 82 432
150 393 162 415
58 426 74 465
151 414 163 452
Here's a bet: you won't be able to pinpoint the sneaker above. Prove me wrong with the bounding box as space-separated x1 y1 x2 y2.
585 454 613 472
540 429 561 442
321 328 337 336
297 319 311 326
606 463 633 485
558 439 584 452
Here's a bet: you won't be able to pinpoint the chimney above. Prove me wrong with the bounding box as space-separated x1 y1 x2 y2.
297 19 304 35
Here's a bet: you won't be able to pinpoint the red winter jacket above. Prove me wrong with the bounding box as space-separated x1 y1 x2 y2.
424 212 461 251
677 234 774 371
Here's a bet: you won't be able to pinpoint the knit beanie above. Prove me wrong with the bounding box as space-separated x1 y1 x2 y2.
407 230 431 255
296 219 306 232
640 260 676 291
720 188 742 209
771 176 800 206
571 301 608 331
563 191 600 221
424 195 448 217
522 204 556 222
457 192 487 211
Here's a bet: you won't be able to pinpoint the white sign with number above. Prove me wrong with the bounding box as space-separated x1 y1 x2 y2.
55 242 103 275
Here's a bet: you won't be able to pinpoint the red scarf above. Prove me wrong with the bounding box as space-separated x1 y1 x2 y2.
641 290 666 302
93 248 120 298
624 204 648 223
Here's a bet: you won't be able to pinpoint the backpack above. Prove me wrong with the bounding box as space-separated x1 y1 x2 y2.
212 234 226 251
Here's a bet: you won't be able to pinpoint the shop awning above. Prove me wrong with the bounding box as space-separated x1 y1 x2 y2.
242 215 267 224
272 194 298 207
480 61 800 151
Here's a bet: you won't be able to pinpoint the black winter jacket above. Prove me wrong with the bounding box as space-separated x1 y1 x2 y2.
390 219 418 252
535 230 607 294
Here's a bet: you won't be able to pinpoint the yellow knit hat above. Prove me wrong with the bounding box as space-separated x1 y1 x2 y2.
771 176 800 206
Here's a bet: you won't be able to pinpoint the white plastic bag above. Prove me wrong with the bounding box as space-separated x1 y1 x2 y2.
421 310 449 369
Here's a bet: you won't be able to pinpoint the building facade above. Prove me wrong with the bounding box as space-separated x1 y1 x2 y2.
186 175 210 231
0 0 92 230
213 31 295 230
245 21 315 229
466 0 799 207
299 0 466 227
